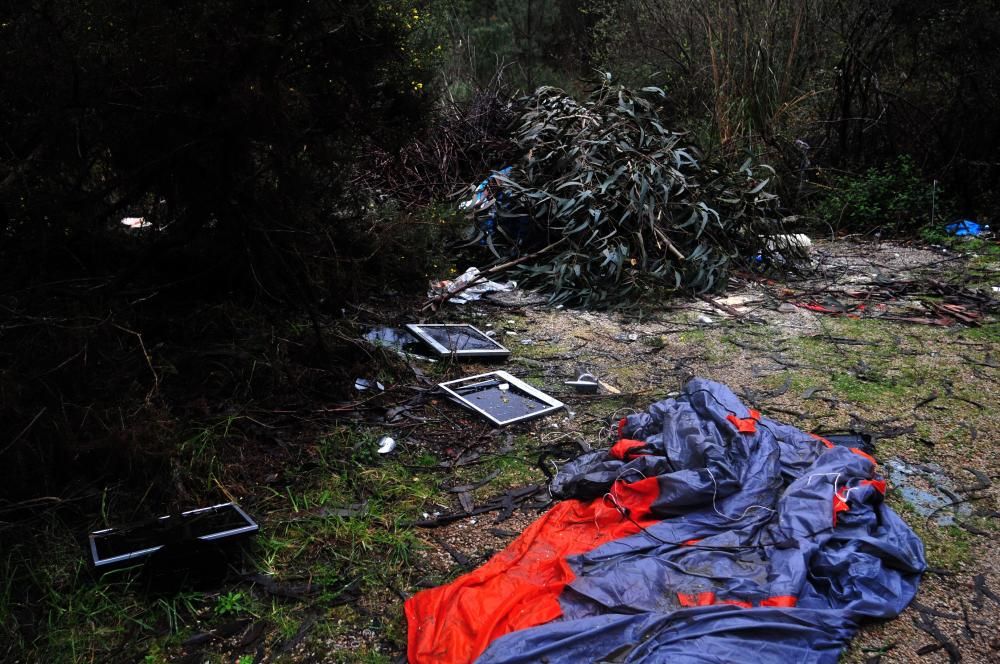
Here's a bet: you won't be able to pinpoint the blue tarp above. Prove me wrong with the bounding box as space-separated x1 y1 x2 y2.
946 220 982 236
407 378 925 663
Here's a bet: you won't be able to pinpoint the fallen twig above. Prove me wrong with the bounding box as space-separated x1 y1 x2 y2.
923 495 990 525
405 484 545 527
433 537 473 568
699 295 744 318
972 574 1000 609
912 611 962 662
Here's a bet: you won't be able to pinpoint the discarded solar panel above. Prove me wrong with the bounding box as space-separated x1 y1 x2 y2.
88 502 259 569
438 370 563 426
363 326 438 362
405 323 510 359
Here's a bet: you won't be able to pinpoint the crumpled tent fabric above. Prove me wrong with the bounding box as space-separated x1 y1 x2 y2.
406 378 925 663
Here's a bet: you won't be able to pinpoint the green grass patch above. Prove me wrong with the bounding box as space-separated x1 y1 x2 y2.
957 322 1000 343
887 496 973 570
829 371 908 405
757 372 813 393
678 329 708 344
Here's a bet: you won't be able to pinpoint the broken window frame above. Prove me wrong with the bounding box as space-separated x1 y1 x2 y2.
88 502 259 569
438 370 564 426
405 323 511 358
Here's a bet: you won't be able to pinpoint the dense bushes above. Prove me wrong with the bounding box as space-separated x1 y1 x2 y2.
815 157 944 234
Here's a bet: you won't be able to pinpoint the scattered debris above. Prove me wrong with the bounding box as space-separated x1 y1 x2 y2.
354 378 385 391
421 239 567 311
763 233 813 257
377 436 397 454
945 220 982 237
121 216 151 229
408 484 547 528
428 267 517 305
564 372 599 394
363 327 438 362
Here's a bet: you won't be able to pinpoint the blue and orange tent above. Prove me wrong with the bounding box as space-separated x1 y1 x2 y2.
406 378 925 663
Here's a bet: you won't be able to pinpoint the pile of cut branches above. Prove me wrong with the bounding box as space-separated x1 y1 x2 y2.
489 82 792 307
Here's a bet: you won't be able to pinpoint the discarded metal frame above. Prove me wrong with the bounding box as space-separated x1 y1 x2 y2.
363 326 439 362
405 323 511 358
88 502 259 569
438 370 563 426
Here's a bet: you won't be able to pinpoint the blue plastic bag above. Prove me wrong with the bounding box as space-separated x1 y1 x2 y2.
945 220 981 236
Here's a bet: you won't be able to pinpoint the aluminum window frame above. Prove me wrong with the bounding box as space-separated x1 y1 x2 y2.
89 502 259 569
438 370 564 426
405 323 511 358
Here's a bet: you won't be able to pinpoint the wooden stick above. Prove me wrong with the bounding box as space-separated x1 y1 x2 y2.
699 294 743 318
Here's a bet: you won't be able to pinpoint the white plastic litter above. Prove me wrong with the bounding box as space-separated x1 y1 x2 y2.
377 436 397 454
121 216 151 229
355 378 385 391
697 314 715 324
428 267 516 304
762 233 812 255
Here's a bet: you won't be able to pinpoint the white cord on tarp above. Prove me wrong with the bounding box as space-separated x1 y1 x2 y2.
705 467 776 522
